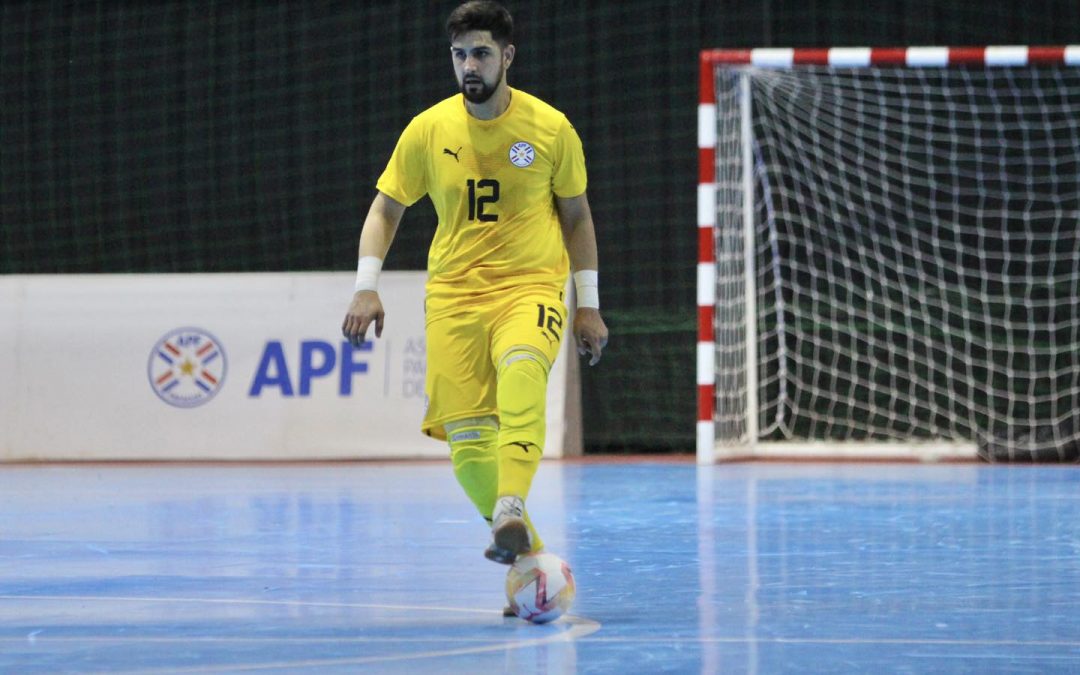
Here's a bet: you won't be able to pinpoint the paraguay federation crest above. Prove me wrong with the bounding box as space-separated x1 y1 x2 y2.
148 327 227 408
509 141 535 168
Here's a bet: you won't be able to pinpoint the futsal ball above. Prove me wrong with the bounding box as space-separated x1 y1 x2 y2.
505 552 575 623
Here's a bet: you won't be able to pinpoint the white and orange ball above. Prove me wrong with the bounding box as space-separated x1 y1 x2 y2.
505 552 576 623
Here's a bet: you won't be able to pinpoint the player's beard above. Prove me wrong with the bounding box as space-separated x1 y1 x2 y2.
461 66 504 104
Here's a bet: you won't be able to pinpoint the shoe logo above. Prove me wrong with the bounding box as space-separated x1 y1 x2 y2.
443 146 462 162
496 496 525 520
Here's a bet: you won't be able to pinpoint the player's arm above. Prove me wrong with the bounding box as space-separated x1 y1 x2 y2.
556 191 609 366
342 191 407 346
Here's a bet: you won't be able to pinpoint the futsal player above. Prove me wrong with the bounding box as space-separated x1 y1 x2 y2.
341 1 608 568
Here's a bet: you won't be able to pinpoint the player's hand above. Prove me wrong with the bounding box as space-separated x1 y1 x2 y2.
573 307 608 366
342 290 385 347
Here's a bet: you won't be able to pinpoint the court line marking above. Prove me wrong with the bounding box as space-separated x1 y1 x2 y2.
9 597 1078 661
0 594 601 673
7 596 1079 648
580 636 1080 647
0 594 504 614
1 627 1076 649
3 635 1079 649
3 635 1079 648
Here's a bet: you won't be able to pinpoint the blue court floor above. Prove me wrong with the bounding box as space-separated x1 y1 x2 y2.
2 459 1079 674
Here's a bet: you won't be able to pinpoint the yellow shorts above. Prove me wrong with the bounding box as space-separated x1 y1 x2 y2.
422 287 566 440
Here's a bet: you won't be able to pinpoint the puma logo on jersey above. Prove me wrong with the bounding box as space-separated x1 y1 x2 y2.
443 146 462 162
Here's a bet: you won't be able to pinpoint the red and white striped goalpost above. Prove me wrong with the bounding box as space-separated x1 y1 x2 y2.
696 45 1080 464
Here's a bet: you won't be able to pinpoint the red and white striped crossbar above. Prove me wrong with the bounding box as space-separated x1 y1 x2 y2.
695 45 1080 462
700 45 1080 69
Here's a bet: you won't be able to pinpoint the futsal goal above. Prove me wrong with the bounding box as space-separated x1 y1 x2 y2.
697 46 1080 464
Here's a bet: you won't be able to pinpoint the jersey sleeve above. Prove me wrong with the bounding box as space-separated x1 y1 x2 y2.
375 116 428 206
551 117 588 198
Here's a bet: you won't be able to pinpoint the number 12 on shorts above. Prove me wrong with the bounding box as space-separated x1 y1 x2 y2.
536 304 563 343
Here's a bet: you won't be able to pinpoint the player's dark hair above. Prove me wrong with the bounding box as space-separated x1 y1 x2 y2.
446 1 514 47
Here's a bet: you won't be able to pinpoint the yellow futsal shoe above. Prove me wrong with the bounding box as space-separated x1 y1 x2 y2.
484 495 531 565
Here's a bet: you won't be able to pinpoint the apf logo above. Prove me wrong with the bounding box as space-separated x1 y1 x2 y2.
248 340 370 396
148 327 227 408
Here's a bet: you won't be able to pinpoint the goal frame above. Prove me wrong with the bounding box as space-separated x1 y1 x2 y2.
696 45 1080 464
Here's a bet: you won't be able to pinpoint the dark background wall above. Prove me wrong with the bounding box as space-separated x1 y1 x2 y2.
3 1 1077 452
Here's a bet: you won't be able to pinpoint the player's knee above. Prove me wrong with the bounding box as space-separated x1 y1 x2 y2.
445 416 499 455
445 415 499 437
497 349 547 403
496 349 548 442
498 349 549 392
497 347 549 376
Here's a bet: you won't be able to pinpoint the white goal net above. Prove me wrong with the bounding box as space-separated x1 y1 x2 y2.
699 48 1080 462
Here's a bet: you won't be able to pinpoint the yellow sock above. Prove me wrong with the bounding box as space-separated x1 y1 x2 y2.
498 442 540 502
447 414 545 554
523 509 545 553
495 349 550 554
495 350 548 499
446 417 499 520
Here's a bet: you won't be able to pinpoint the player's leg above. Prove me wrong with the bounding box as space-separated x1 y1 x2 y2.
488 292 567 562
444 411 546 566
442 414 548 561
444 415 499 519
423 312 501 530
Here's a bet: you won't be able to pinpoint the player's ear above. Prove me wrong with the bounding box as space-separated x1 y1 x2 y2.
503 44 515 69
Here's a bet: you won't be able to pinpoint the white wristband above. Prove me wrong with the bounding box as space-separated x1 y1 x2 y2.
573 270 600 309
354 256 384 293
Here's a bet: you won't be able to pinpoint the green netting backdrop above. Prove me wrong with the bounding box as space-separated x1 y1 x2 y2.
3 1 1079 452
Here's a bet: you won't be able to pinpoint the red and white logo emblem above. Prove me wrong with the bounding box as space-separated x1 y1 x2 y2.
148 327 227 408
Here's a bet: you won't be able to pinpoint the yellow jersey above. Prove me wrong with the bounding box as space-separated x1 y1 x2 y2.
376 88 587 319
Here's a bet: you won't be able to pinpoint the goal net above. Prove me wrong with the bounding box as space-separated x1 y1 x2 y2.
698 46 1080 463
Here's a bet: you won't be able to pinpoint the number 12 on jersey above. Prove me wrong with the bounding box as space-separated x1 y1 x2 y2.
467 179 500 222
